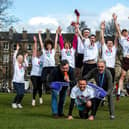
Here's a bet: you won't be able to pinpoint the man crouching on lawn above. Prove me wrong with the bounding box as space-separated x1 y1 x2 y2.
67 78 96 120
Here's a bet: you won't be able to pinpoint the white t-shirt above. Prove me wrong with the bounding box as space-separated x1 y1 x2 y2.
83 42 99 62
119 36 129 57
61 48 75 68
70 85 95 105
30 56 43 76
77 37 90 54
12 50 28 83
42 49 56 67
102 43 117 68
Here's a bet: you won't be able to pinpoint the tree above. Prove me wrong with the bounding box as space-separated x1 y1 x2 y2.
0 0 18 29
105 19 116 36
79 21 88 30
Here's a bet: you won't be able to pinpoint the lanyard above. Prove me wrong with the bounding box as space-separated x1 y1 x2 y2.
99 72 105 88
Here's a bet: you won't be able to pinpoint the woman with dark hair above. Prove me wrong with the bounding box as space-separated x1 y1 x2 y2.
39 30 58 93
31 36 44 106
58 26 77 69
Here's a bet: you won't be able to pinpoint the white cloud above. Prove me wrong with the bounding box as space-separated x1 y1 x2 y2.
29 16 59 26
100 3 129 29
13 3 129 33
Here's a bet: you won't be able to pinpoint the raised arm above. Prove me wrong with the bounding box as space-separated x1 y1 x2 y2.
74 9 80 24
58 26 64 50
72 33 78 50
23 53 28 68
100 21 105 46
112 13 121 38
75 24 84 42
32 36 37 57
38 31 44 50
13 44 20 63
114 32 118 48
54 28 58 51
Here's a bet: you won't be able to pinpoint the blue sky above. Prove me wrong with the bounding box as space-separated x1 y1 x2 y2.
8 0 129 33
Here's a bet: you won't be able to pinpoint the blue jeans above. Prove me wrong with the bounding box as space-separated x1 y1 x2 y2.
13 82 25 104
51 87 67 115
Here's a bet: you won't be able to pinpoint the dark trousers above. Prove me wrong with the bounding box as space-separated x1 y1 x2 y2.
31 76 42 99
13 82 25 104
78 106 90 119
107 67 115 83
82 63 97 77
91 91 115 117
41 67 55 92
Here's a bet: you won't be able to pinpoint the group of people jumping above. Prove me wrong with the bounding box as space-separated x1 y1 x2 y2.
11 10 129 121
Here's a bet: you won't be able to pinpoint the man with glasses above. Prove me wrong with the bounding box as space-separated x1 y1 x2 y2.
83 59 115 120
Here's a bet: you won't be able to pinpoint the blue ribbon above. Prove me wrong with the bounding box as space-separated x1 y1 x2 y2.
50 81 69 91
88 82 107 99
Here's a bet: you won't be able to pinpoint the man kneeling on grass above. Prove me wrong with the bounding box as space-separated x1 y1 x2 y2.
67 79 96 120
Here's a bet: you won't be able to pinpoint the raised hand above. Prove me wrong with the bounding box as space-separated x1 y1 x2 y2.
58 26 62 35
112 13 117 21
38 30 42 34
74 9 80 17
16 43 20 50
33 35 37 43
100 21 105 30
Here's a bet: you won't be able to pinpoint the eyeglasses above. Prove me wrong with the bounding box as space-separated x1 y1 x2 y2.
97 66 105 68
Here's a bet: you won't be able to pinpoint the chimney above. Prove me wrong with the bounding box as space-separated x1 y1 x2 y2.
22 28 27 40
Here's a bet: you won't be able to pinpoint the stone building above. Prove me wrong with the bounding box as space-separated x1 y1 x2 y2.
0 28 75 89
0 28 129 90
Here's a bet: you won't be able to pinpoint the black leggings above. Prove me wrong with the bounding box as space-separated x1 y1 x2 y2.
82 63 97 77
31 76 42 99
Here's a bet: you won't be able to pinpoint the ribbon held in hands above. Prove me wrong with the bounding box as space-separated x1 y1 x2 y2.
88 82 107 99
74 9 80 17
50 81 70 91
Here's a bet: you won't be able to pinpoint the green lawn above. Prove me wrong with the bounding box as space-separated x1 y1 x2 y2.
0 93 129 129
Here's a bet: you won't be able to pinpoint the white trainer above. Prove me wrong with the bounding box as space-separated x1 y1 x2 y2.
39 98 43 104
32 99 36 106
12 103 17 109
17 104 23 109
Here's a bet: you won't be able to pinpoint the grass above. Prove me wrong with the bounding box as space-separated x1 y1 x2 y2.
0 93 129 129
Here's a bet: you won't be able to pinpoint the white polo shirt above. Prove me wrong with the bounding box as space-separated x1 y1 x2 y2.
61 48 75 68
102 43 117 68
30 56 43 76
119 36 129 57
42 49 56 67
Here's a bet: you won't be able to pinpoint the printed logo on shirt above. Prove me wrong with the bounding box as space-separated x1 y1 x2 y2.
19 65 24 73
76 95 90 105
65 50 72 56
38 61 43 68
46 50 52 58
88 45 94 49
105 49 112 56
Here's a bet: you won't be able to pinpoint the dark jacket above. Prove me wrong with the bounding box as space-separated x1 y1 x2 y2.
83 68 113 95
49 66 76 88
